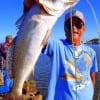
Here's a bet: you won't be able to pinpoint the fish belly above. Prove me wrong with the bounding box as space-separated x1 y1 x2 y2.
11 12 57 95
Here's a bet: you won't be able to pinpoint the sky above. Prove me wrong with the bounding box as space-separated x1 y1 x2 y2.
0 0 100 43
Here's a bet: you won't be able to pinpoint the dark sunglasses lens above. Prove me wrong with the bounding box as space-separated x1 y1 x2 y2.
66 22 83 29
76 23 83 28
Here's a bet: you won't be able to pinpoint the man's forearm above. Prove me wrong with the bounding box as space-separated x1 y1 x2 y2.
90 72 96 87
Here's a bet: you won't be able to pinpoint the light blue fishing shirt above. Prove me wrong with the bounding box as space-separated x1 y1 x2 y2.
43 38 98 100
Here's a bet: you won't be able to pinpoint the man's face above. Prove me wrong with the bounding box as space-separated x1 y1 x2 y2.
65 17 85 45
6 38 13 44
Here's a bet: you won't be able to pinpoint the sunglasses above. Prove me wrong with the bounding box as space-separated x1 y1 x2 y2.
65 21 84 30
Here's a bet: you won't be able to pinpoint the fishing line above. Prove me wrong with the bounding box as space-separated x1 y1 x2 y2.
69 1 100 100
71 0 100 100
85 0 100 64
85 0 100 40
85 0 100 100
69 6 78 100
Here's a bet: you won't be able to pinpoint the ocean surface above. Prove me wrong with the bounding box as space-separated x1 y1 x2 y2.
29 44 100 100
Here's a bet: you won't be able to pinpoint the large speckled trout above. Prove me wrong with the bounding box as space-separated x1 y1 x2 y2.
7 0 79 99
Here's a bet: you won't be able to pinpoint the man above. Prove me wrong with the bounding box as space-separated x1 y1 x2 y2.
42 10 98 100
0 35 13 95
0 35 13 61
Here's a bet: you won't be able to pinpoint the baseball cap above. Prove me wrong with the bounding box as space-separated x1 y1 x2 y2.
65 10 85 23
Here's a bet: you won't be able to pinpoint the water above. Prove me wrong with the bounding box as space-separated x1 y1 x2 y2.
29 44 100 100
